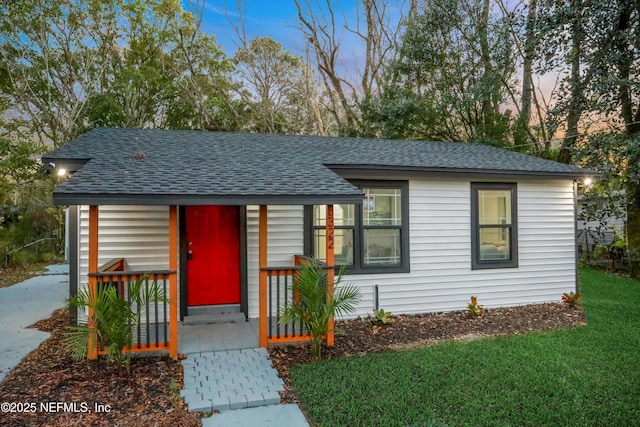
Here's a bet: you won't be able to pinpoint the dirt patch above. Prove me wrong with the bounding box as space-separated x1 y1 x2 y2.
0 308 202 427
270 302 586 404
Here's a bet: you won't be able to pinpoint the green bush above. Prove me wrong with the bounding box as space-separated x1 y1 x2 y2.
64 276 169 374
279 258 361 360
0 181 64 267
372 308 393 325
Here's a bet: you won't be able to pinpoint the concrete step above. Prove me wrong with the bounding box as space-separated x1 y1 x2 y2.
183 311 246 325
188 304 241 316
199 405 310 427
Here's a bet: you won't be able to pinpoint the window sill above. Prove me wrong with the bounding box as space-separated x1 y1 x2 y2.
471 261 519 270
341 265 410 275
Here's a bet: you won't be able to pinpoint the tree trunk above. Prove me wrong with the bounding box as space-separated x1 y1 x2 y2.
612 0 640 137
518 0 537 145
558 0 583 164
479 0 494 135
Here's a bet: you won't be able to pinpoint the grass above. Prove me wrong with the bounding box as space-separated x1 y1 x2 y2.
290 269 640 427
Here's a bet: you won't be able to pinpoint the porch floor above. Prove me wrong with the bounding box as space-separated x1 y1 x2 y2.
178 319 260 354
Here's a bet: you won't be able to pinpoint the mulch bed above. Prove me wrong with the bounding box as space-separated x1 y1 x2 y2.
270 302 586 404
0 308 202 427
0 263 48 288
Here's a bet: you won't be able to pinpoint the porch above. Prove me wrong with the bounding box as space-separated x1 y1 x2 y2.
179 319 260 353
84 204 338 360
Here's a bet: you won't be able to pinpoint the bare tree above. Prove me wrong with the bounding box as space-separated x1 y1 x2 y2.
220 1 332 134
293 0 410 133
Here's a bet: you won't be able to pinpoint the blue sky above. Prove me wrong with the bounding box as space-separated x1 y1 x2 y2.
196 0 364 72
199 1 302 53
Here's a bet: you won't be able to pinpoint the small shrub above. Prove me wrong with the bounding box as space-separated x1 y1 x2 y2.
371 308 393 325
168 380 182 408
562 291 582 306
466 296 484 316
279 258 361 360
64 276 169 374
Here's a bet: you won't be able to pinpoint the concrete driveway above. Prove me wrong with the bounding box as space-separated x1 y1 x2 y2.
0 264 68 382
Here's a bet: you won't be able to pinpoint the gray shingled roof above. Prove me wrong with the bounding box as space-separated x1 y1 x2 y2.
43 127 591 205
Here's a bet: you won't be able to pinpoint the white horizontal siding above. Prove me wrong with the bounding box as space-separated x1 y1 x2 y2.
342 178 577 318
246 205 304 318
75 178 577 323
78 205 173 321
243 178 577 320
79 205 171 279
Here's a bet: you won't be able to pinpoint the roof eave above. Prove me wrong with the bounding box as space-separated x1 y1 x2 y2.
326 164 599 180
52 192 365 206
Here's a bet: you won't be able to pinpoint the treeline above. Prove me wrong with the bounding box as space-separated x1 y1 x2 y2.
0 0 638 274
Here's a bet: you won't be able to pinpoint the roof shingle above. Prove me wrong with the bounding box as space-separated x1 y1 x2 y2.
43 128 591 205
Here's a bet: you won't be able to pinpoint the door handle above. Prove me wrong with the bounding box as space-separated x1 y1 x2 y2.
187 250 193 260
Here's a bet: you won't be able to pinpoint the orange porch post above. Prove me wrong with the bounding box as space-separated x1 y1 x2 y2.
169 206 178 359
326 204 335 346
87 205 99 360
258 205 268 348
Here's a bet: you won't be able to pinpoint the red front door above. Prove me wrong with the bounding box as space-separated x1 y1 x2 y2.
186 206 241 306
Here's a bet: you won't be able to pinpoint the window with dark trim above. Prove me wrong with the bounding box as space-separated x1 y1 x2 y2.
471 183 518 269
305 180 410 274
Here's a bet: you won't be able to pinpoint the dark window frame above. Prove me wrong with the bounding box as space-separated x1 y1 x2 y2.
471 182 519 270
304 180 410 274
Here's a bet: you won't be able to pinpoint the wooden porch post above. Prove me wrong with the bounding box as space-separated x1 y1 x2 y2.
87 205 98 360
169 206 178 359
259 205 268 348
326 204 335 346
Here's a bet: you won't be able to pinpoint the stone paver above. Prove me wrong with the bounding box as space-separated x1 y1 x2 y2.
180 348 285 412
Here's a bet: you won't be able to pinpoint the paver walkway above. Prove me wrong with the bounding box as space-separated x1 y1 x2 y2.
180 348 285 412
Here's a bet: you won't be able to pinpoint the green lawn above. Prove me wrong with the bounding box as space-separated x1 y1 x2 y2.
290 269 640 427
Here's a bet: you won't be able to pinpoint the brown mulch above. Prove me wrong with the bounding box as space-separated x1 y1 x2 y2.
0 263 49 288
0 308 202 427
270 302 586 404
0 303 586 425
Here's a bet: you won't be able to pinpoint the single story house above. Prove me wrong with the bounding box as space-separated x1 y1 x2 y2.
43 127 593 358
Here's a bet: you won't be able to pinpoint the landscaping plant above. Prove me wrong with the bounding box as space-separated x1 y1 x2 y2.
279 258 360 360
64 276 169 374
562 291 582 307
372 308 393 325
466 296 484 316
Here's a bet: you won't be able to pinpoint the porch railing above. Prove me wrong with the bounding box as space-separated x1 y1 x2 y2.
261 255 334 345
88 267 177 355
263 267 311 344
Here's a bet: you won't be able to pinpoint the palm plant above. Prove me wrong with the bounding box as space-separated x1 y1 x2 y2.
64 276 168 374
279 258 360 360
